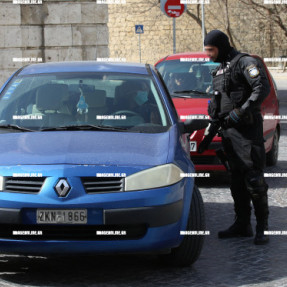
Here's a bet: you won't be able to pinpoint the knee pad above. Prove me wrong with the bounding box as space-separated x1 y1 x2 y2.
244 171 268 200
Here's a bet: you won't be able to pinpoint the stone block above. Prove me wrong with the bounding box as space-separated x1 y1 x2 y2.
0 26 21 48
21 26 42 48
21 5 47 25
45 47 83 62
22 48 43 61
44 25 72 47
0 3 21 25
44 3 81 24
72 25 108 46
81 3 108 24
0 48 22 69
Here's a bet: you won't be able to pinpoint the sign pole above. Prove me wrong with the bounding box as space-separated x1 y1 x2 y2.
160 0 186 54
202 3 205 51
139 33 141 63
173 18 176 54
135 25 144 63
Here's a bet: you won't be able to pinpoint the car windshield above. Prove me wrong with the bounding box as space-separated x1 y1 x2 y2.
0 72 171 133
156 59 220 98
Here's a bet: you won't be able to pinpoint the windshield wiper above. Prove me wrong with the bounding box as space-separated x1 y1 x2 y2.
173 90 212 96
171 94 191 98
39 124 129 132
0 124 35 132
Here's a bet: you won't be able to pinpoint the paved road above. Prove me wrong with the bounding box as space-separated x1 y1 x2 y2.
0 76 286 287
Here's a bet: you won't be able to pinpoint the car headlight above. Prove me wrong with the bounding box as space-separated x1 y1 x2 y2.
125 164 184 191
0 176 4 191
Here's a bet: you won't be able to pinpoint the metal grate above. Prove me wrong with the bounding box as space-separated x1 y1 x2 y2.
81 177 124 193
4 177 46 194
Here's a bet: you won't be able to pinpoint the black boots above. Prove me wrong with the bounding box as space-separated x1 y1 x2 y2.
218 214 269 243
219 167 270 244
219 181 254 238
246 171 269 245
252 193 269 245
254 221 269 245
218 195 269 244
218 219 253 238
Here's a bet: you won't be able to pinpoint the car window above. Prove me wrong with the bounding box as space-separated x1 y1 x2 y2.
155 68 180 122
0 72 171 133
156 59 219 97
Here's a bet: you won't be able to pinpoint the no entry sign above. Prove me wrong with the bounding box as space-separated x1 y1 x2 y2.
161 0 186 18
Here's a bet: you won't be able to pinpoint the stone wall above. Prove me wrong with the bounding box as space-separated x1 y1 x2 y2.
0 0 286 86
0 0 109 86
108 0 287 65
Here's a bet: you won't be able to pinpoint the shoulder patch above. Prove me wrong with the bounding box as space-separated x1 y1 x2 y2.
247 64 260 78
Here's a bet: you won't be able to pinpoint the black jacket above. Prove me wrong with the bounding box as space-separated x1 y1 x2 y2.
216 48 270 115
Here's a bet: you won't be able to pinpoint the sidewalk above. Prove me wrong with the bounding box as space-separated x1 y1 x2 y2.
269 70 287 80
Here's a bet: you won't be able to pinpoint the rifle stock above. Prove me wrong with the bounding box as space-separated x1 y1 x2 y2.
215 149 231 171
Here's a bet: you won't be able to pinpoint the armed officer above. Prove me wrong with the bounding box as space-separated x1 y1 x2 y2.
200 30 270 245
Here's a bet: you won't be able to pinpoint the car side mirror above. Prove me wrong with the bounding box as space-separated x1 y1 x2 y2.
178 116 209 134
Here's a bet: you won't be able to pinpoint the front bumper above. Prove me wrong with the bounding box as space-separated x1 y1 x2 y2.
0 200 183 228
0 175 193 255
0 222 184 255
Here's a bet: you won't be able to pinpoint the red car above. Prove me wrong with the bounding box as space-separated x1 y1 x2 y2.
155 52 280 171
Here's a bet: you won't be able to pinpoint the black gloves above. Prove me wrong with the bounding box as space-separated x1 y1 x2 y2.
223 108 254 129
223 108 244 128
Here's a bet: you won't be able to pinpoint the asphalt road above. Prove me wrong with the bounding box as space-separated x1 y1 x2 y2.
0 75 286 287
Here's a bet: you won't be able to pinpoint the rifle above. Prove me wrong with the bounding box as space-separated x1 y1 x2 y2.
198 89 230 154
197 119 221 154
215 148 231 171
197 120 231 171
197 90 232 171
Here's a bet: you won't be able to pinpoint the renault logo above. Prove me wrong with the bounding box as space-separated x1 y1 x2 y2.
54 179 71 197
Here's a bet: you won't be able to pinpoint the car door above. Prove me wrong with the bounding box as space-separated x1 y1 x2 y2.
256 57 279 151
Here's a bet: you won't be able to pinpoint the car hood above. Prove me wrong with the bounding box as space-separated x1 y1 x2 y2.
0 130 171 166
173 97 209 116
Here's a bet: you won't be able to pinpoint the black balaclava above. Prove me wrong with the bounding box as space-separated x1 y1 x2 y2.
204 30 232 63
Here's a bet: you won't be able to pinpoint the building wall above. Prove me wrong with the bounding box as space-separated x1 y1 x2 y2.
108 0 287 65
0 0 286 86
0 0 109 86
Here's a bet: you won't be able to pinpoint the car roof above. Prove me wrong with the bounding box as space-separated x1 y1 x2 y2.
18 61 151 76
155 52 265 65
156 52 209 65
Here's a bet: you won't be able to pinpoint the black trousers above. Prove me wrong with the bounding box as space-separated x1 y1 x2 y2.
221 115 269 229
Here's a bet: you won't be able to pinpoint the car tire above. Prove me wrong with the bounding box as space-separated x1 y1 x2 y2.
158 185 205 267
266 128 279 166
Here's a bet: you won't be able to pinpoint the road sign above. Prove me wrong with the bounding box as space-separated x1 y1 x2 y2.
160 0 186 18
135 25 144 62
135 25 144 34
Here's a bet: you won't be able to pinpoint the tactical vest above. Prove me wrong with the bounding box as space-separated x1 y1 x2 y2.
209 53 252 119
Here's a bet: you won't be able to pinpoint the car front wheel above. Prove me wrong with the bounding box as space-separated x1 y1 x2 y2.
158 185 205 267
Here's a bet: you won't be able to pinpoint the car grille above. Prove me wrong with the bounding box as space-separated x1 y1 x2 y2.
191 156 222 165
81 177 124 193
0 224 147 240
4 177 46 194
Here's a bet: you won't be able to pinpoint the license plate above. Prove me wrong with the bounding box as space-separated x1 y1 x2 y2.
190 141 197 152
37 209 87 224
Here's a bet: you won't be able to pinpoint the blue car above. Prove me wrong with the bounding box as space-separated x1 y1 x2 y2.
0 62 207 267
